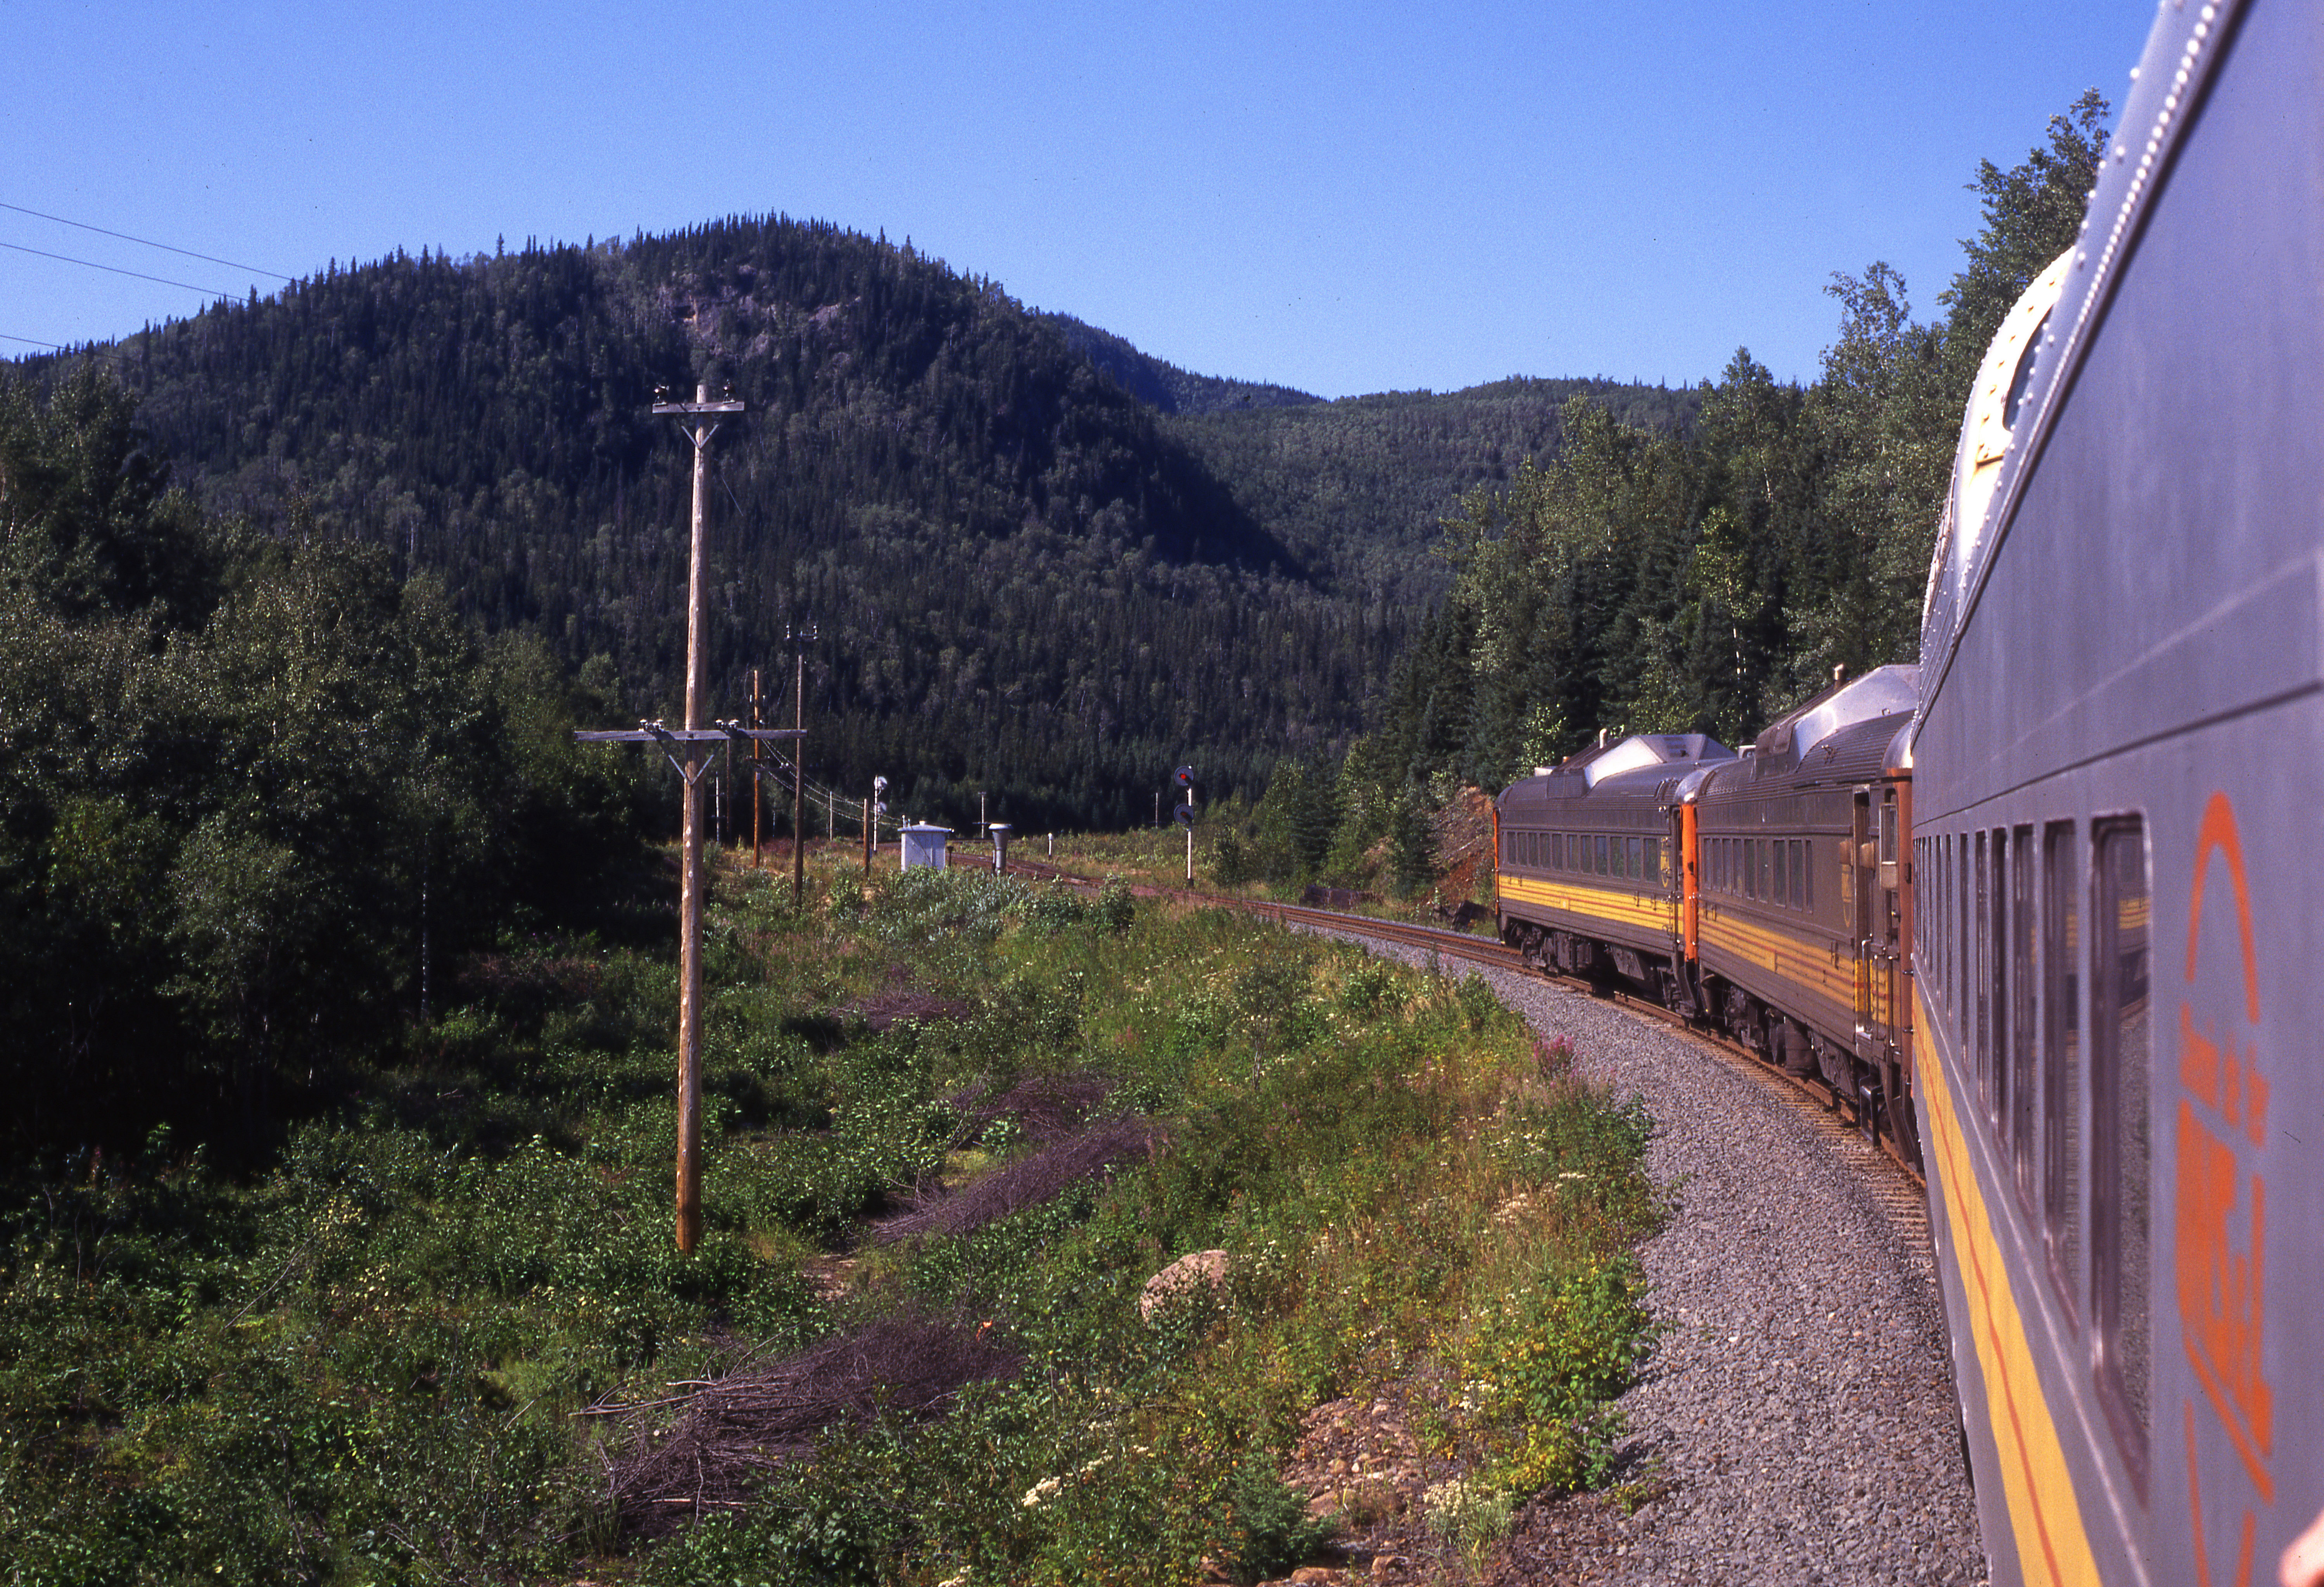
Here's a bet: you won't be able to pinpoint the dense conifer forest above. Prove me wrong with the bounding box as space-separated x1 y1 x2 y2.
10 222 1687 832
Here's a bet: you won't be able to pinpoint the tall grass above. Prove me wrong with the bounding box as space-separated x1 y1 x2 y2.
0 852 1656 1585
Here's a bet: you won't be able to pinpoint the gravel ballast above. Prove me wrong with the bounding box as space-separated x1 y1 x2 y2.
1324 934 1988 1586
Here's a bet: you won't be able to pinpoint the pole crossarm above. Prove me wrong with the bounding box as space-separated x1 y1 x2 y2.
573 720 803 782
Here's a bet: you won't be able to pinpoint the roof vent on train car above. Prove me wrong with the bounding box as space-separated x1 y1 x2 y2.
1577 732 1734 787
1752 665 1921 777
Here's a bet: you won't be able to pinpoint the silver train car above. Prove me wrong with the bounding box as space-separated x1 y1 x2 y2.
1910 0 2323 1578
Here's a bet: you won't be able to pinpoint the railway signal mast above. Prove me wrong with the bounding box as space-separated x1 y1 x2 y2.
1174 765 1197 885
574 383 797 1254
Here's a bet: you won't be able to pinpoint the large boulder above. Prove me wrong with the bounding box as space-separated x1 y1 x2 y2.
1139 1248 1229 1321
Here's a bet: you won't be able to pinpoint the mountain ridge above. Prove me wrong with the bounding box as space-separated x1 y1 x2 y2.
8 212 1696 825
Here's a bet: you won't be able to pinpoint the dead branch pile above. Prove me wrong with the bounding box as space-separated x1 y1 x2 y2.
875 1117 1159 1243
608 1315 1021 1535
829 986 972 1032
949 1070 1119 1144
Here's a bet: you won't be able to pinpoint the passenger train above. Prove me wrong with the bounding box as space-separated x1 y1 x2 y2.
1494 0 2323 1579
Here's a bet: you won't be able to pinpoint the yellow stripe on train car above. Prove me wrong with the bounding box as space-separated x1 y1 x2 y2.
1700 910 1858 1007
1497 876 1672 930
1915 993 2100 1587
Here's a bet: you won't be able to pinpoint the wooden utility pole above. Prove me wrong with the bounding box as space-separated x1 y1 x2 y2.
668 383 740 1251
862 797 873 872
750 669 763 869
790 631 811 907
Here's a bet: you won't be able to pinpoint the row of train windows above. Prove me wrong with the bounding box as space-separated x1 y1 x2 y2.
1705 834 1814 913
1502 829 1669 886
1915 818 2151 1490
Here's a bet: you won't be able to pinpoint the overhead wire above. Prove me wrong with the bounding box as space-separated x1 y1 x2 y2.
0 200 293 281
726 748 929 844
0 238 234 298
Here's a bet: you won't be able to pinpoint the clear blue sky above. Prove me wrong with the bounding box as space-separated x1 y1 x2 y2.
5 0 2151 400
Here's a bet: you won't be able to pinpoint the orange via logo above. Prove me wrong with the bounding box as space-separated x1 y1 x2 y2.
2177 793 2272 1587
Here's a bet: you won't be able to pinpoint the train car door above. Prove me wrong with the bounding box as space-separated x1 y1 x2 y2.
1851 792 1891 1054
1876 788 1903 1045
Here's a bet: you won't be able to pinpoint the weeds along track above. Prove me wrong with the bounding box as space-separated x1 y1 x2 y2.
1012 857 1927 1204
1229 894 1976 1584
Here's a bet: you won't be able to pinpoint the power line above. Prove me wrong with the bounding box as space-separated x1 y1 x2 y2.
0 200 292 281
0 238 235 298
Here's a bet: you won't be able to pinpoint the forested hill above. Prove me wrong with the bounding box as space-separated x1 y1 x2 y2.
73 219 1312 828
1036 313 1324 414
20 214 1687 827
1168 379 1700 613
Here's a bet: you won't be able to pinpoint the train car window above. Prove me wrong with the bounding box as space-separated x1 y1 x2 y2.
1933 834 1945 1010
2011 825 2037 1207
1974 832 1991 1098
2042 821 2081 1319
1939 834 1951 1008
1990 829 2010 1128
1880 803 1898 867
1803 840 1814 912
1627 836 1642 881
1773 841 1789 905
1594 834 1608 875
2003 308 2052 430
2090 818 2151 1488
1965 837 1977 1029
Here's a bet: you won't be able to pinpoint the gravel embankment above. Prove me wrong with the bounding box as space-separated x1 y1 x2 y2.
1322 934 1988 1587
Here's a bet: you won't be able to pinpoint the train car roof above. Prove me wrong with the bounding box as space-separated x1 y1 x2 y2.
1704 710 1912 802
1497 732 1735 817
1749 666 1917 770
